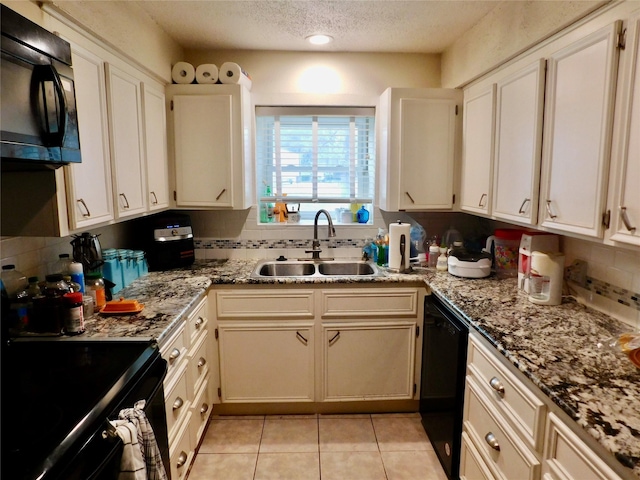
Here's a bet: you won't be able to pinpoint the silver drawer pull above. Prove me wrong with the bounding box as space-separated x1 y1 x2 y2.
545 200 558 219
195 316 204 328
200 403 209 415
478 193 487 208
518 198 530 214
489 376 505 395
620 206 637 233
405 191 416 204
173 397 184 410
169 348 181 361
485 432 500 451
176 451 188 468
197 357 206 368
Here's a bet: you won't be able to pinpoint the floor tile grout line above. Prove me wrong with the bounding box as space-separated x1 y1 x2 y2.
252 416 266 480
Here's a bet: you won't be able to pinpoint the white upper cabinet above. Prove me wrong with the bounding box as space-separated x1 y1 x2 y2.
492 60 546 225
377 88 461 211
64 43 114 230
167 84 252 209
539 22 622 238
609 12 640 246
142 83 170 211
460 84 496 216
106 64 147 219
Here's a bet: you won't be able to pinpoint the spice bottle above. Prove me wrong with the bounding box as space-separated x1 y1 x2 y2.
85 272 106 310
63 292 85 335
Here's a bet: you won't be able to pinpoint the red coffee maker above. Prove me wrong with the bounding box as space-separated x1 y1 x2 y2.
518 232 560 292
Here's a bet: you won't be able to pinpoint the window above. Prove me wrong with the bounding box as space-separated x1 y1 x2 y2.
255 106 375 224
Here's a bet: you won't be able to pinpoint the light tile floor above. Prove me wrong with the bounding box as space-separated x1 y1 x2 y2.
188 413 449 480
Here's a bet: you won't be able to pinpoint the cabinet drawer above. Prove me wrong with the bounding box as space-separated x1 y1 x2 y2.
543 413 621 480
169 410 193 480
461 431 494 480
187 297 208 344
215 290 314 319
467 335 546 451
190 375 213 448
464 377 540 480
165 362 190 442
188 330 210 396
320 288 419 318
160 324 188 383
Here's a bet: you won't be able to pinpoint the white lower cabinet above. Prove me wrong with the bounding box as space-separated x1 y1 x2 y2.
159 296 212 480
212 285 425 408
465 332 626 480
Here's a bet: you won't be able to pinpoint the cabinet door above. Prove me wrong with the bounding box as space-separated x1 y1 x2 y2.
65 44 114 229
322 322 416 401
610 13 640 246
173 94 233 207
142 83 169 211
398 98 457 210
460 84 496 215
492 60 546 225
106 64 147 218
540 22 621 237
218 323 314 402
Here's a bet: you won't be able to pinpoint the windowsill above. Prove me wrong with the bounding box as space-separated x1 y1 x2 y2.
259 221 374 226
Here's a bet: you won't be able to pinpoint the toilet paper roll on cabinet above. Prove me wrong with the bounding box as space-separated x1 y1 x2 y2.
171 62 195 84
528 251 565 306
219 62 252 90
388 222 411 272
195 64 219 84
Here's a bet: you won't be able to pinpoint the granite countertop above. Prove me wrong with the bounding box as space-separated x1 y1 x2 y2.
79 258 639 477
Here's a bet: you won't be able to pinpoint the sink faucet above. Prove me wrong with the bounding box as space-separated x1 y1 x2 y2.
306 209 336 260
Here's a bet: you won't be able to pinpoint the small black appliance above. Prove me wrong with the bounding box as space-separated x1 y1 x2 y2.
146 213 195 271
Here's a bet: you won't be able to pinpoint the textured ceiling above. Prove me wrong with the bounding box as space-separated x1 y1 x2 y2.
129 0 502 53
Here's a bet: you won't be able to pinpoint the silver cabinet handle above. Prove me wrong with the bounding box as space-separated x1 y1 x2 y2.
169 347 181 361
176 451 188 468
405 191 416 204
518 198 530 215
545 200 557 219
620 206 637 233
478 193 487 208
296 331 308 345
77 198 91 217
200 403 209 415
195 317 204 329
216 188 227 201
197 357 206 368
329 331 340 346
119 193 130 209
485 432 500 451
173 396 184 410
489 376 505 395
150 191 158 205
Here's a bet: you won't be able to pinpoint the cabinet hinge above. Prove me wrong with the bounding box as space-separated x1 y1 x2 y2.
416 326 420 337
173 190 177 201
452 194 456 205
217 387 222 397
170 99 174 111
618 28 626 50
215 328 219 340
455 105 459 115
602 209 611 229
413 384 417 395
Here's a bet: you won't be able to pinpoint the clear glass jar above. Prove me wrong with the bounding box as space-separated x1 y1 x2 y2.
1 264 28 297
53 253 72 276
85 272 106 309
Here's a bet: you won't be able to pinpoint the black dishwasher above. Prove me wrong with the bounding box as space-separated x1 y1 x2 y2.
420 293 469 480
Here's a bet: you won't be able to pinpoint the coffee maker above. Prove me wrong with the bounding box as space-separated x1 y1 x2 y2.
71 232 104 273
518 232 559 293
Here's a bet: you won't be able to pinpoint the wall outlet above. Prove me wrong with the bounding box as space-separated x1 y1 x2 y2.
565 259 588 287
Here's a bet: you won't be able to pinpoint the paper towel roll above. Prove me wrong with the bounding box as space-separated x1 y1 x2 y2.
528 251 565 306
389 221 411 272
219 62 252 90
195 64 219 84
172 62 195 84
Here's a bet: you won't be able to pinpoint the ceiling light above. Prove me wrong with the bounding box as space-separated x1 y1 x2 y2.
306 34 333 45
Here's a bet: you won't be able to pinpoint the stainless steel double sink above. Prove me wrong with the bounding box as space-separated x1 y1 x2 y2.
251 259 383 278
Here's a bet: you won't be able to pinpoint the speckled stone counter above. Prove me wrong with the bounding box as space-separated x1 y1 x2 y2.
78 258 639 477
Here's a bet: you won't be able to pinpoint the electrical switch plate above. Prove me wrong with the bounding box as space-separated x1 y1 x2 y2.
565 259 588 287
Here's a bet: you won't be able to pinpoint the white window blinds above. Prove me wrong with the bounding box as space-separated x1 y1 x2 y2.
256 106 376 206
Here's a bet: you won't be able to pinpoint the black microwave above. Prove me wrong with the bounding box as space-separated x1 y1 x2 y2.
1 5 81 169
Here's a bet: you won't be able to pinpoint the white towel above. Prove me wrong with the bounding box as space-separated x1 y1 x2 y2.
118 400 168 480
111 420 147 480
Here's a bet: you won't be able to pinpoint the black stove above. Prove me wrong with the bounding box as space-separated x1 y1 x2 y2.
1 338 170 480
